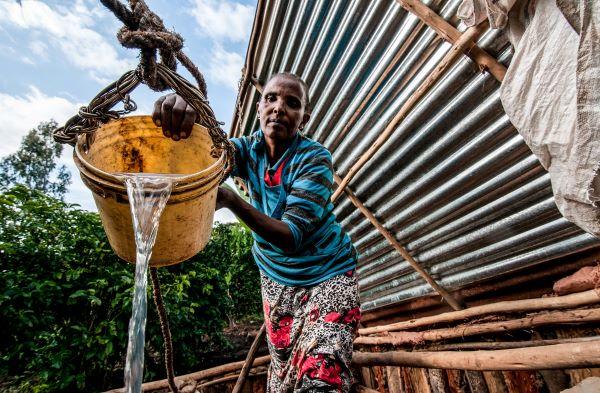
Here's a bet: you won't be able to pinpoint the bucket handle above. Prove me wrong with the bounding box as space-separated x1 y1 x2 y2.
53 64 235 178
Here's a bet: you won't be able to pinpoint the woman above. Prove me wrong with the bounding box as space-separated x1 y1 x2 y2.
153 73 360 392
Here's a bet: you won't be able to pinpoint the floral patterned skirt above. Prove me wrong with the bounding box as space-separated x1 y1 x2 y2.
260 270 361 393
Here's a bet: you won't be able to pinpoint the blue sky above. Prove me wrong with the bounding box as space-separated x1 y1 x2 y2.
0 0 257 222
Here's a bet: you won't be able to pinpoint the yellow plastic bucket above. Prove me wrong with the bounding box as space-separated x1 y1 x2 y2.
74 115 226 267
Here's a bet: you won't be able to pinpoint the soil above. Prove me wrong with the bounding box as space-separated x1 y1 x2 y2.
200 321 268 369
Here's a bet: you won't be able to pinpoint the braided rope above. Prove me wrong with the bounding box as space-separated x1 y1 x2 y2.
53 70 140 146
150 268 178 393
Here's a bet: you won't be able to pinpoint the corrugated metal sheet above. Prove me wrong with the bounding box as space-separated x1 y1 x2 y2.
231 0 600 311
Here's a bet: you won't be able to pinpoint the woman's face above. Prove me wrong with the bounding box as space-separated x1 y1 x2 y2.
257 75 310 144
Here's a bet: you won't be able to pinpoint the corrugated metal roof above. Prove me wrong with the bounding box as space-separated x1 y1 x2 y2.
231 0 600 311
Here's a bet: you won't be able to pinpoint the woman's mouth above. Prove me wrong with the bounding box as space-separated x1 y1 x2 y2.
268 119 287 128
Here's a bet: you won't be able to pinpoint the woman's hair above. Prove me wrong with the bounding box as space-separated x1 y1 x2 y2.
266 72 311 112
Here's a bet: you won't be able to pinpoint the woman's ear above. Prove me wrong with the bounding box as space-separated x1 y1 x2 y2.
302 113 311 127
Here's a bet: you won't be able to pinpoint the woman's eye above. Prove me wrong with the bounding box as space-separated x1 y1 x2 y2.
287 98 301 108
265 94 276 102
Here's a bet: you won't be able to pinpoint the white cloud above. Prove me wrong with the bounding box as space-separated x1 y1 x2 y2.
191 0 253 42
0 85 80 157
0 0 135 79
207 45 244 91
0 85 97 209
20 55 35 65
28 40 48 60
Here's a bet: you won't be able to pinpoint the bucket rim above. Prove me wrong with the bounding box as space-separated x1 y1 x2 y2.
74 115 227 187
74 152 223 201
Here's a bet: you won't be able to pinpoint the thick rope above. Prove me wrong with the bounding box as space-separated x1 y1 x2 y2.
150 268 178 393
100 0 207 95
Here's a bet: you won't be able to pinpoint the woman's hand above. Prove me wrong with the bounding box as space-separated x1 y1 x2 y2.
152 93 197 141
216 187 233 211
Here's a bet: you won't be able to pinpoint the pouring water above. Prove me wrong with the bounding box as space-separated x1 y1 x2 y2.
120 173 184 393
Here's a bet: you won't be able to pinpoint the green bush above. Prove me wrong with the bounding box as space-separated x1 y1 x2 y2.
0 185 260 392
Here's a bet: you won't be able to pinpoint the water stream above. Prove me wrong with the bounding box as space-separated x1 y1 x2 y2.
120 173 183 393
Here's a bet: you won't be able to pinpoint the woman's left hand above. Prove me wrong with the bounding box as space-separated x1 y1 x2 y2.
216 187 233 210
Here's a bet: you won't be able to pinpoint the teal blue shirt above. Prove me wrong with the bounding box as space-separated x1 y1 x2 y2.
230 130 357 286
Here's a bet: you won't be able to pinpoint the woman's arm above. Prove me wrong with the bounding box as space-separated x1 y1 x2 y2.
217 187 295 252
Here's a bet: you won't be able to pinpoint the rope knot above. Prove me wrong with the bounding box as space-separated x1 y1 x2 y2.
114 1 183 91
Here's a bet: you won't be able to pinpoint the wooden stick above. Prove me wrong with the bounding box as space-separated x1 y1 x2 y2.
352 340 600 370
465 371 489 393
335 174 464 311
103 355 271 393
197 371 267 389
231 323 266 393
394 0 506 81
331 21 489 202
354 308 600 346
355 385 381 393
422 336 600 351
359 289 600 335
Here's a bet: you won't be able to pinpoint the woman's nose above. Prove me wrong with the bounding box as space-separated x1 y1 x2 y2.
272 99 285 114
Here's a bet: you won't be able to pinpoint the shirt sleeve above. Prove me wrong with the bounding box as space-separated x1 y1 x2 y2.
281 148 335 250
229 137 248 180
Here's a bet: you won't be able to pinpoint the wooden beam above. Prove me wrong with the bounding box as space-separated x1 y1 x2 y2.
359 289 600 335
197 371 267 389
352 340 600 370
423 336 600 351
231 323 266 393
355 385 381 393
394 0 506 81
331 21 489 202
104 355 271 393
354 308 600 346
335 174 464 311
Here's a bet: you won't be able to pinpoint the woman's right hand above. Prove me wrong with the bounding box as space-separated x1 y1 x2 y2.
152 93 197 141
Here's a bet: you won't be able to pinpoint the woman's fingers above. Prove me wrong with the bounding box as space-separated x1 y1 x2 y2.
171 96 196 140
179 106 197 139
161 94 177 139
152 95 167 127
152 94 196 140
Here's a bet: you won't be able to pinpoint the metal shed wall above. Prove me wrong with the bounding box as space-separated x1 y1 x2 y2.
231 0 600 312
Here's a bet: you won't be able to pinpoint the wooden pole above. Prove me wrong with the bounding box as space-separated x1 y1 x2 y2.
351 340 600 370
335 174 464 311
354 308 600 346
331 21 489 202
231 323 266 393
422 336 600 351
393 0 506 81
359 289 600 335
197 371 267 389
355 385 381 393
103 356 271 393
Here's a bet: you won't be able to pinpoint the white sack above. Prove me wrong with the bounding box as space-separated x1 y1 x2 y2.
500 0 600 237
457 0 517 28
